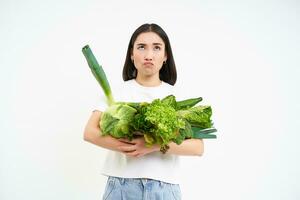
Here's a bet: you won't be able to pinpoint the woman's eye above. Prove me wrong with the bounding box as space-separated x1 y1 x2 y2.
154 46 161 50
137 46 145 50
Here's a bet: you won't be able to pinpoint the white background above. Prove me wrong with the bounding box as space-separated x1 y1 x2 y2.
1 0 299 199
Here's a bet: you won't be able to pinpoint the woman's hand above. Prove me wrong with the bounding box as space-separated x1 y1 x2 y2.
117 137 160 157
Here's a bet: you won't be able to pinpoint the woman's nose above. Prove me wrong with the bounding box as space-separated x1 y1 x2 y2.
144 50 153 60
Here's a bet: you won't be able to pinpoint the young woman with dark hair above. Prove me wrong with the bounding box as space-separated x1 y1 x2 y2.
122 23 177 86
83 23 204 200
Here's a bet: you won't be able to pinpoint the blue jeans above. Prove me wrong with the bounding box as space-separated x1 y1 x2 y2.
102 176 181 200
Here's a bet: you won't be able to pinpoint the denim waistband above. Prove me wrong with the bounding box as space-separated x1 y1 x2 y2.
108 176 176 187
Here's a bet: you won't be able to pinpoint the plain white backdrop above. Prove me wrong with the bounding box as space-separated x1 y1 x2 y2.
1 0 299 199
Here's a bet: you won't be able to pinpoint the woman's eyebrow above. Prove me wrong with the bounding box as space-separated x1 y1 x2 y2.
136 43 163 46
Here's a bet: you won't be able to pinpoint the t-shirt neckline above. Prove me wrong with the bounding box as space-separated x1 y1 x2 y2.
133 79 164 89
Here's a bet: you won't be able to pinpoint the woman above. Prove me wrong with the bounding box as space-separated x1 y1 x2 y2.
83 23 204 200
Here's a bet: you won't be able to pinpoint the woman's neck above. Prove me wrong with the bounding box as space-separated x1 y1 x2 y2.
135 74 162 87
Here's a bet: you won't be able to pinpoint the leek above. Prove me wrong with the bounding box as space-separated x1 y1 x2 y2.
82 45 114 106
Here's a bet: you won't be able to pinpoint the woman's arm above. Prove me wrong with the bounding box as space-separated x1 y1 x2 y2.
83 110 159 155
118 137 204 157
83 110 127 152
167 139 204 156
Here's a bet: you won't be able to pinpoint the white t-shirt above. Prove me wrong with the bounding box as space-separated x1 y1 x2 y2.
94 79 182 184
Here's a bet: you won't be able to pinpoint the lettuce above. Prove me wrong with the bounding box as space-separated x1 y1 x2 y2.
100 103 137 139
132 98 186 152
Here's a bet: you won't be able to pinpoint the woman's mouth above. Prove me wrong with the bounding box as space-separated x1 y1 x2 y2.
143 62 153 65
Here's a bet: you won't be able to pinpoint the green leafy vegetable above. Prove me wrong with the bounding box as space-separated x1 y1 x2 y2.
177 106 213 129
100 103 137 139
132 98 186 152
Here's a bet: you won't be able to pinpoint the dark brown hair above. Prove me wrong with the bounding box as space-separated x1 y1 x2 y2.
122 23 177 85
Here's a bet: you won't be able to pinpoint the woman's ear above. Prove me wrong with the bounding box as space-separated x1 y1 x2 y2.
131 49 134 60
164 50 167 61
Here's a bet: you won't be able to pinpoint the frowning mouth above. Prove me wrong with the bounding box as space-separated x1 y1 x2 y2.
143 62 153 65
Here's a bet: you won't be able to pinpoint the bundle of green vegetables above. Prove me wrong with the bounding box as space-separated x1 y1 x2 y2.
82 45 217 153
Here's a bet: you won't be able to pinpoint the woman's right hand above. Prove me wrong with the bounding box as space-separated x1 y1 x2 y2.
117 137 160 157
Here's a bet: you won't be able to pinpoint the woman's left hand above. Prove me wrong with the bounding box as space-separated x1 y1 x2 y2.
117 137 160 157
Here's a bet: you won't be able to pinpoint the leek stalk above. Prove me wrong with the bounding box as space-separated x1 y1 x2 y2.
82 45 115 105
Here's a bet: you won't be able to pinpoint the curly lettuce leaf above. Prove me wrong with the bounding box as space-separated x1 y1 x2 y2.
133 98 185 149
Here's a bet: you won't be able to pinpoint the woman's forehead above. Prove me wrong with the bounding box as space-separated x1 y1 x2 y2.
134 32 165 45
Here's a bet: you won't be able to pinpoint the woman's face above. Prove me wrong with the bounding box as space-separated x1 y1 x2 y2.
131 32 167 78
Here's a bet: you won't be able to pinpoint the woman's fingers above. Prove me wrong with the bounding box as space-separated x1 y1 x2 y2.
118 138 135 144
131 137 145 145
118 137 157 157
119 145 136 152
